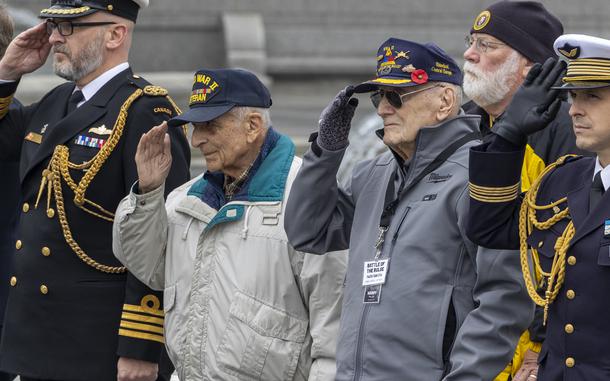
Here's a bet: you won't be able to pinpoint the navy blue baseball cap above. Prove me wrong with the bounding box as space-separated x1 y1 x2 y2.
354 37 463 93
168 68 272 127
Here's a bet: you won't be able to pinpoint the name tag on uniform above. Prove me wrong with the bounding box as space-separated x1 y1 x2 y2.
605 220 610 237
25 132 42 144
362 259 389 286
363 285 382 304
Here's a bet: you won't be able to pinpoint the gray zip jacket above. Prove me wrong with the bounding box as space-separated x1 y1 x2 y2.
284 114 533 381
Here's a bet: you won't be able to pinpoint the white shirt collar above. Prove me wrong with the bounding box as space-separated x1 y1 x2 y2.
74 62 130 106
593 157 610 191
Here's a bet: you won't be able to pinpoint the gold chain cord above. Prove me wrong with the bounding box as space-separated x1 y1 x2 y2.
42 88 147 273
518 155 577 324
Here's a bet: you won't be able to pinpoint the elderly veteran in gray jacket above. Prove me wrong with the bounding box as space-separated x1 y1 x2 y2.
112 68 346 380
284 38 533 381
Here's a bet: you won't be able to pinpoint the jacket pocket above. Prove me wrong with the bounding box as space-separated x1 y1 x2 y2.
435 285 454 368
163 284 183 377
598 244 610 266
217 290 309 380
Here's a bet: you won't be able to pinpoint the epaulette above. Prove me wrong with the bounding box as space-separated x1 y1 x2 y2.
555 154 583 167
128 74 168 96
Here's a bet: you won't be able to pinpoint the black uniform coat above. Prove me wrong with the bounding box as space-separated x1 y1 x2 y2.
0 68 190 380
467 140 610 381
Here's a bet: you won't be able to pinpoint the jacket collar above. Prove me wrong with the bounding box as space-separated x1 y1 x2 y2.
187 127 295 209
375 113 481 185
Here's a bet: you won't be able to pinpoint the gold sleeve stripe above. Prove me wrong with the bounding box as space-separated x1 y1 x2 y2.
469 182 520 195
469 182 519 203
469 192 519 203
121 311 164 326
120 320 165 335
119 328 164 344
0 94 13 119
123 303 165 317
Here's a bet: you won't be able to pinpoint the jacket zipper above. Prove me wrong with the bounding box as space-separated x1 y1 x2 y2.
353 206 411 380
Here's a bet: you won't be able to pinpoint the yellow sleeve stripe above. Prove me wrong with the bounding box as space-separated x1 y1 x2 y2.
0 94 13 119
469 182 520 203
119 328 164 344
123 303 165 317
121 311 164 326
120 320 165 335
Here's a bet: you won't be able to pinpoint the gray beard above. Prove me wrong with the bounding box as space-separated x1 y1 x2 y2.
53 33 105 82
462 51 521 108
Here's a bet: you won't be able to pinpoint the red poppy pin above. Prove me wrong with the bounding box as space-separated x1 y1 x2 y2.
411 69 428 84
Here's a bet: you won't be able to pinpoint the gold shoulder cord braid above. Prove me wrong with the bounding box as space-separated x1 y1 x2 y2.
34 85 169 274
519 154 577 324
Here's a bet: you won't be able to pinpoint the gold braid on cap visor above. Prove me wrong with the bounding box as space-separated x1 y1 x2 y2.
564 58 610 82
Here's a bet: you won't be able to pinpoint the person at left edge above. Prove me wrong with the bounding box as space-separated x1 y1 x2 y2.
0 1 190 381
0 4 19 381
284 37 533 381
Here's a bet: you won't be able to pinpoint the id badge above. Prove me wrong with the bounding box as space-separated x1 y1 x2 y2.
363 285 382 304
605 219 610 237
362 259 390 286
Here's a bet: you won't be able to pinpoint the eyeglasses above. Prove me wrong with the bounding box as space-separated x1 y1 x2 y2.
46 19 116 37
464 35 507 53
370 85 443 109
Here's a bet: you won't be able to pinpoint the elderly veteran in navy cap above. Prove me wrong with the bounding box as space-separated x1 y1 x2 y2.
113 68 346 380
283 37 532 381
0 1 192 381
466 34 610 381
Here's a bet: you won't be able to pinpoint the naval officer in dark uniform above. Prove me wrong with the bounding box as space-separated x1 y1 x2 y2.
0 1 190 380
467 34 610 381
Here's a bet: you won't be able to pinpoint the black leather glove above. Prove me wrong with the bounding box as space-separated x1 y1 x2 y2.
317 85 359 151
494 58 567 146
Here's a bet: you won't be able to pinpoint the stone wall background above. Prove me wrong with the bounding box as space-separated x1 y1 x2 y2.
6 0 610 171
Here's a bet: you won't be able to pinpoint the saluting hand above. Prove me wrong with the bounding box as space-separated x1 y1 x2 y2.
0 22 52 80
493 57 567 146
135 121 173 194
117 357 158 381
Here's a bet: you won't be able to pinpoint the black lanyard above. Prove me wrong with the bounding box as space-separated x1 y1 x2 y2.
379 131 480 229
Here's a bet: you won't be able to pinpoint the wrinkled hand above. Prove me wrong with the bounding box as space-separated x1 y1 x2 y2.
0 23 52 80
135 122 172 193
512 349 539 381
317 85 359 151
117 357 158 381
494 58 566 146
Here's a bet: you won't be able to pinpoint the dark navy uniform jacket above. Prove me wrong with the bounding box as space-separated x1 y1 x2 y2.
467 139 610 381
0 68 190 380
0 99 22 330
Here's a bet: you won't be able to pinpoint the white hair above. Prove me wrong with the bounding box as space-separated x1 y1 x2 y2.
230 106 271 128
462 49 523 107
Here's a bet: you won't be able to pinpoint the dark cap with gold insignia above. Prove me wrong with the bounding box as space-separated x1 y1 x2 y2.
553 34 610 90
470 1 563 64
168 69 272 127
39 0 149 22
353 37 462 93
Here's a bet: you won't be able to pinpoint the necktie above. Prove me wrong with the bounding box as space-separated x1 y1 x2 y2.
589 171 605 212
67 90 84 114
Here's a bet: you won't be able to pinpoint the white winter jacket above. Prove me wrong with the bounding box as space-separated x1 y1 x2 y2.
113 132 346 380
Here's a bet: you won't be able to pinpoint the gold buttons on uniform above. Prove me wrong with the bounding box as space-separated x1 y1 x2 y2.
565 357 575 368
107 4 114 11
15 240 22 250
538 241 544 248
22 203 30 213
10 276 16 286
566 289 576 299
47 208 55 218
567 256 576 265
565 324 574 334
41 247 51 257
40 285 49 295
